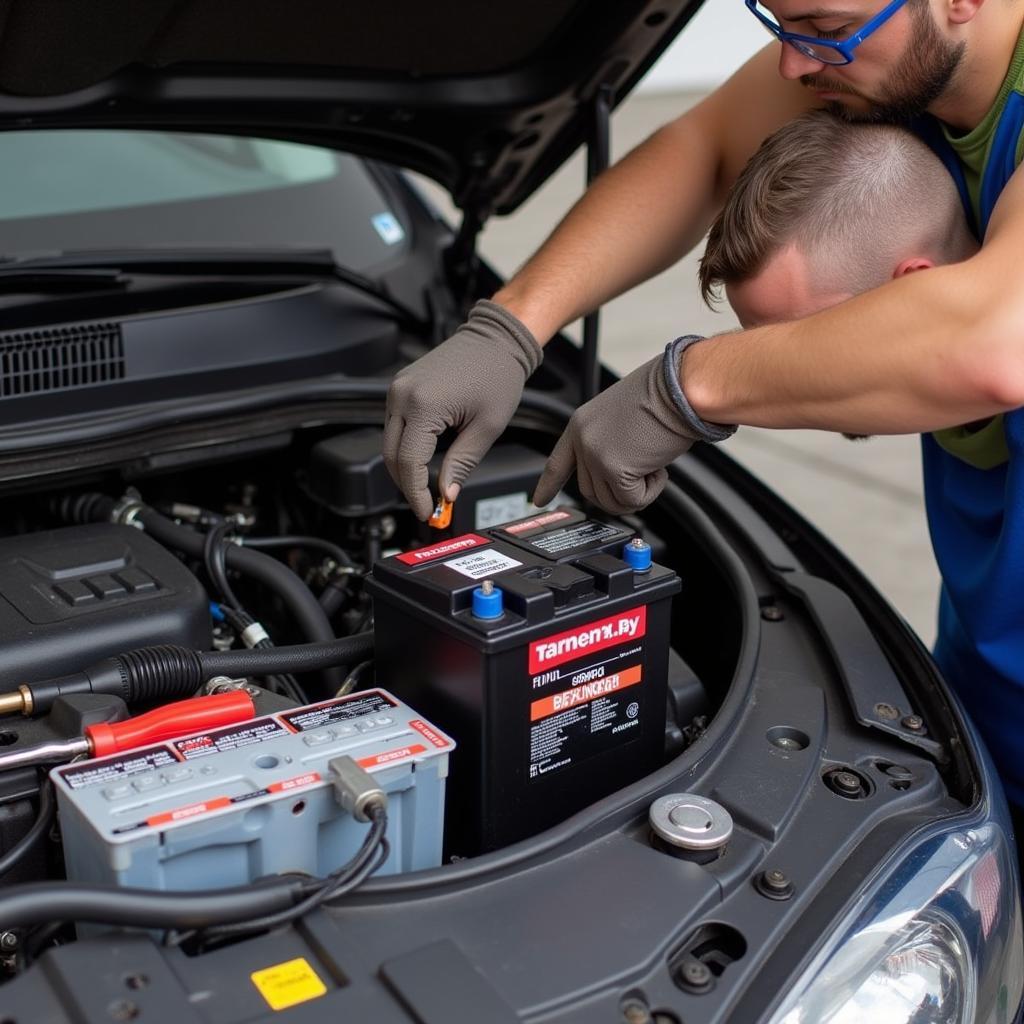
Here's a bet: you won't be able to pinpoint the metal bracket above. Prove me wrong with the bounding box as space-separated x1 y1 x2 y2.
581 84 613 402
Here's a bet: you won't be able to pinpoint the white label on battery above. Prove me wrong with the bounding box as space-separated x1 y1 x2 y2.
444 548 522 579
474 492 531 529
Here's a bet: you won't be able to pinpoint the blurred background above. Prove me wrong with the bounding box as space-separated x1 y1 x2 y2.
421 1 941 644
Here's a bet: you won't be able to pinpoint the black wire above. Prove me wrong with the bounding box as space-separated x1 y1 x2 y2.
0 779 55 880
242 535 354 569
203 521 242 611
214 605 308 704
197 805 388 943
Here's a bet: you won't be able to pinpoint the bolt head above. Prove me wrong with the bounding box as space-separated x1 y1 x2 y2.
760 605 784 621
901 715 924 732
681 960 712 985
622 1000 652 1024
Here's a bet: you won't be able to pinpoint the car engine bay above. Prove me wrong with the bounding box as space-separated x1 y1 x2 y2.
0 426 719 972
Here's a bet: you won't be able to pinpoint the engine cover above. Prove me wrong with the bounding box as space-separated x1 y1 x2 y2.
0 522 210 690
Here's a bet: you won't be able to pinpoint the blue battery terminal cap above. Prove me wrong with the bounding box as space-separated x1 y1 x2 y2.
623 537 653 572
472 580 504 619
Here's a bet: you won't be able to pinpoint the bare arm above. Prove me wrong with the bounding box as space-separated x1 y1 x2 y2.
494 45 816 343
683 162 1024 435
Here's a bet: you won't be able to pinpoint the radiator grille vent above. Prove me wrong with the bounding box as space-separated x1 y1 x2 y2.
0 323 126 398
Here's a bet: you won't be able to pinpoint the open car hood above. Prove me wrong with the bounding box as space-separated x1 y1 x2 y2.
0 0 704 219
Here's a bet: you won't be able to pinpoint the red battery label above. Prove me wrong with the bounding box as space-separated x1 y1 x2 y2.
396 534 489 566
528 606 646 674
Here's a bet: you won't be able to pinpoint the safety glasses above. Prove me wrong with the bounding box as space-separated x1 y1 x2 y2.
745 0 910 65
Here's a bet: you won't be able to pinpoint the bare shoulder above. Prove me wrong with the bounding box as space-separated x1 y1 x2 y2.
668 44 821 199
984 160 1024 246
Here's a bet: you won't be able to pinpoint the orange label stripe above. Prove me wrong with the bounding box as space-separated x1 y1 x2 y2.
530 665 643 722
358 743 427 769
147 796 231 827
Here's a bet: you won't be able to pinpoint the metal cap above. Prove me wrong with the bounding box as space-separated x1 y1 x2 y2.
649 793 732 852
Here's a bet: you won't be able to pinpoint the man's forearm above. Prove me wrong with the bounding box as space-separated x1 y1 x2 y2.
684 257 1024 434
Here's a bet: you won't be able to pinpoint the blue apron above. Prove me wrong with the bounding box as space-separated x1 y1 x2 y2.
914 96 1024 804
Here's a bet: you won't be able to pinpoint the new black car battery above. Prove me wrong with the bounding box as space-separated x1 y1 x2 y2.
366 507 680 855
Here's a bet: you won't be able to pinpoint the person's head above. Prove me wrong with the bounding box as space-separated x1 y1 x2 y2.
752 0 986 124
698 109 978 329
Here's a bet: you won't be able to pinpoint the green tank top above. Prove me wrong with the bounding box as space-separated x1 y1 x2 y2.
930 26 1024 470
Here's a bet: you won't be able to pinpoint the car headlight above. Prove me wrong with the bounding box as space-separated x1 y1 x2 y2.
768 820 1023 1024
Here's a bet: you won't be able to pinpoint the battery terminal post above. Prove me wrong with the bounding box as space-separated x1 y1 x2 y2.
472 579 504 620
623 537 652 572
329 755 388 822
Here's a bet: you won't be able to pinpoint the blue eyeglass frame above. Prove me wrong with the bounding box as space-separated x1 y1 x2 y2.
744 0 910 65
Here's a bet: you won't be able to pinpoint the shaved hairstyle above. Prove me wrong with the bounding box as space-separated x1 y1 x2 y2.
698 110 976 306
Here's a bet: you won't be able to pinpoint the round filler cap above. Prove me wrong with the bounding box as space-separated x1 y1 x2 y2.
649 793 733 853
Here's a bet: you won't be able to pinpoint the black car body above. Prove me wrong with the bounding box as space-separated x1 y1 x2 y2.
0 3 1019 1022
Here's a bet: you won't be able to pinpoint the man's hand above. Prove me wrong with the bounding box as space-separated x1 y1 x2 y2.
383 300 543 520
533 338 734 515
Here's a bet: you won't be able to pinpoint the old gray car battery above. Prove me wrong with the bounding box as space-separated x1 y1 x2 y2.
50 689 453 892
366 507 681 855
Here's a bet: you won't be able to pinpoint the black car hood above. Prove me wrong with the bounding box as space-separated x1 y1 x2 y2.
0 0 704 219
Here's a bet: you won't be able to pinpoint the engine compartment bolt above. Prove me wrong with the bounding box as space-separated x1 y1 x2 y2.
622 1000 653 1024
760 605 784 621
0 931 18 952
755 868 795 900
901 714 925 732
824 767 869 799
677 957 713 992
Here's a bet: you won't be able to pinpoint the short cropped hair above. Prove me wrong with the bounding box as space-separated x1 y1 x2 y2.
698 110 975 306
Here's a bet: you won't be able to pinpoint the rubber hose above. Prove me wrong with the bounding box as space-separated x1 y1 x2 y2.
319 578 348 617
0 877 304 930
197 632 373 678
104 633 373 692
137 509 344 690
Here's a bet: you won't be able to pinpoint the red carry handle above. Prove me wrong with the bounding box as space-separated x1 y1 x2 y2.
85 691 256 757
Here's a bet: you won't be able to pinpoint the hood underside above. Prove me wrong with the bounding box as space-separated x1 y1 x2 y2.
0 0 704 217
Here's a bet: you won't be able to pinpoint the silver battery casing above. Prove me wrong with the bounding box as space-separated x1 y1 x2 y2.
51 689 453 891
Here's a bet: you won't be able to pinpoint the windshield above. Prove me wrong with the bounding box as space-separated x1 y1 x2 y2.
0 130 408 271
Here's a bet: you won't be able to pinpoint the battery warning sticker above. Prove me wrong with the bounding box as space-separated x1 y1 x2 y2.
172 718 289 760
529 665 645 780
59 746 180 790
279 692 396 733
530 665 643 721
527 606 649 782
522 520 625 556
444 547 522 580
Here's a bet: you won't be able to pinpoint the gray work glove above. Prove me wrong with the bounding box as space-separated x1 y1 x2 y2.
384 300 543 520
533 336 736 515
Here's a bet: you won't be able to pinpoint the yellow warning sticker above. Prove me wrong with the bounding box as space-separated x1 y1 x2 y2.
251 957 327 1011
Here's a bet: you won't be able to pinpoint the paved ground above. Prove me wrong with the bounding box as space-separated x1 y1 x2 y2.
419 90 941 644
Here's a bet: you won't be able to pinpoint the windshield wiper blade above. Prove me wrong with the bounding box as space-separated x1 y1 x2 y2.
0 247 425 327
0 267 127 292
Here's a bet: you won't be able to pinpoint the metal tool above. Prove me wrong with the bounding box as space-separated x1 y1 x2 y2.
0 691 255 772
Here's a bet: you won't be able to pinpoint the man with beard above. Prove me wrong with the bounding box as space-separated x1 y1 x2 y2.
385 3 1024 801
